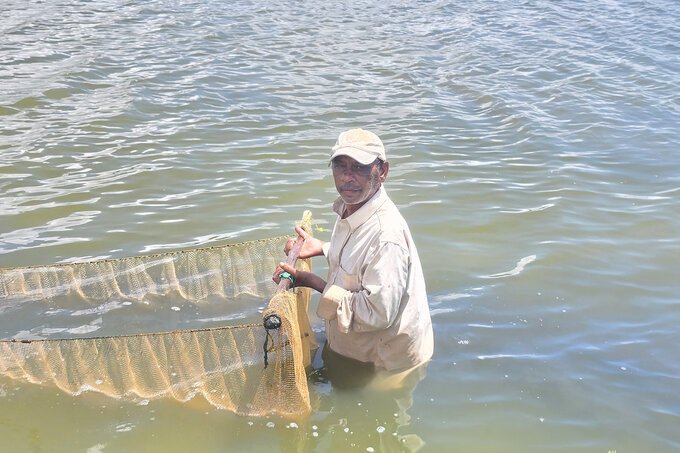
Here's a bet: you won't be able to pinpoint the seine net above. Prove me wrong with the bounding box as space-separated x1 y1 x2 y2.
0 213 315 418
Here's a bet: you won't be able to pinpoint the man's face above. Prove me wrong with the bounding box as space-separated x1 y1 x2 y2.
331 155 387 207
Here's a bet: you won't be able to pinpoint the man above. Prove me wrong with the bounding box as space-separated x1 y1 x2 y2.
274 128 433 387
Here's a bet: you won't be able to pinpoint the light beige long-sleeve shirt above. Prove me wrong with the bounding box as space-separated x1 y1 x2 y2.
317 186 434 371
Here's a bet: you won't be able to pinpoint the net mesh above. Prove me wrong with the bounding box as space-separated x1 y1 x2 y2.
0 236 287 305
0 213 315 418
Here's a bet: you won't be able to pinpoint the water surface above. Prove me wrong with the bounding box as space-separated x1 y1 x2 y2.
1 0 679 451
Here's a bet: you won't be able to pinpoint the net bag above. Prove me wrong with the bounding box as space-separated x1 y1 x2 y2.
0 212 316 418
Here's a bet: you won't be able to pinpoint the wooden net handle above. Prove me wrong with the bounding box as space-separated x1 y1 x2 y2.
276 235 304 292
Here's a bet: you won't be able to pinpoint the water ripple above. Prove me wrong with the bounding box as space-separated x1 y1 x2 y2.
1 0 680 450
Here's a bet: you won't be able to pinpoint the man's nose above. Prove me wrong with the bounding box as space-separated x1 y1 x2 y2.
338 168 356 180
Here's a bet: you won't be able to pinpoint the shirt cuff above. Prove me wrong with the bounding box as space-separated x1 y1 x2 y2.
321 241 330 257
318 284 353 333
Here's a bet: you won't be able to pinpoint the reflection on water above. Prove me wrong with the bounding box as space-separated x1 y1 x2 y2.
307 379 427 453
2 0 680 451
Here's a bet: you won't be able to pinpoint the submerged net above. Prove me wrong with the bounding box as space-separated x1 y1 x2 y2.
0 213 316 418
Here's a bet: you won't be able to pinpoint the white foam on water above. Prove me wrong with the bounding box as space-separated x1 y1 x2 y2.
86 444 106 453
429 307 456 317
66 322 102 335
71 301 128 316
115 423 135 433
482 255 537 279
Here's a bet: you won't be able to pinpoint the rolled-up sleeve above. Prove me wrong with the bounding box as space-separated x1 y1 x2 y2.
318 242 409 333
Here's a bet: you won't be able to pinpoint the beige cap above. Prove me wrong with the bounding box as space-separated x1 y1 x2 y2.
330 128 386 165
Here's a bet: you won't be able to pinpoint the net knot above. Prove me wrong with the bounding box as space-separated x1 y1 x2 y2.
263 314 282 369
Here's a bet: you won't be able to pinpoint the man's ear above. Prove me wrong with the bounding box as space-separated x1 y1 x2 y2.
379 161 389 183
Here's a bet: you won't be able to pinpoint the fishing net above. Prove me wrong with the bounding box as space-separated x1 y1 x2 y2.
0 213 316 418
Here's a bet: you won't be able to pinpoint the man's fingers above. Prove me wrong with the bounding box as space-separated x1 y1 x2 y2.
278 262 295 274
272 263 291 280
294 225 309 239
284 237 296 254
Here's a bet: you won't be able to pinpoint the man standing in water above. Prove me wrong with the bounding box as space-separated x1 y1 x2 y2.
274 128 433 388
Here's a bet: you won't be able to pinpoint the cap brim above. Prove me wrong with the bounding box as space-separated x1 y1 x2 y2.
329 146 377 165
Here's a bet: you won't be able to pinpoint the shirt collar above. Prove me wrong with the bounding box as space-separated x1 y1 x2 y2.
332 186 388 229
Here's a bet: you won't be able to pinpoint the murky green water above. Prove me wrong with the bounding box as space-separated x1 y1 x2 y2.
2 0 679 451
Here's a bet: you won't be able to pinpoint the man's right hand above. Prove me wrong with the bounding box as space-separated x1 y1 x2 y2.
284 225 325 259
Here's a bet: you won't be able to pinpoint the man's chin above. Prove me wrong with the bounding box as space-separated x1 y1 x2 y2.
340 195 364 206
